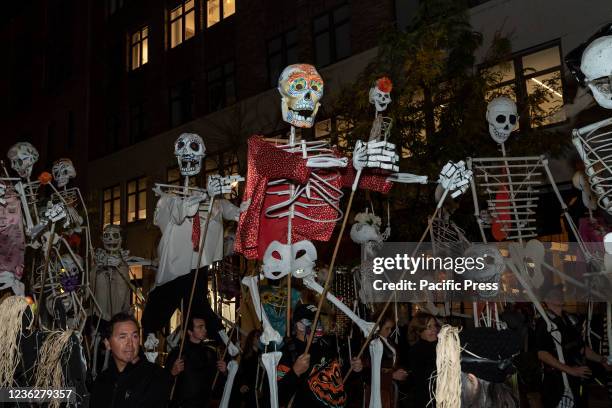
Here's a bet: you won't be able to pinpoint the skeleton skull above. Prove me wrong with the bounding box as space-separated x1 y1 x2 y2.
52 158 77 188
486 96 518 144
174 133 205 176
7 142 39 179
102 224 123 252
581 35 612 109
368 77 393 112
278 64 324 128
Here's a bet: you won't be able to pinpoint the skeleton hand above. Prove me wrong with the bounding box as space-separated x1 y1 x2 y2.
94 248 108 266
207 175 239 197
353 140 399 172
386 172 428 184
106 255 122 268
438 160 472 199
0 271 24 296
44 203 67 224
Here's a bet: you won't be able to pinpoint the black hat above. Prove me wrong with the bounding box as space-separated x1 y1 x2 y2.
293 304 317 323
460 327 521 383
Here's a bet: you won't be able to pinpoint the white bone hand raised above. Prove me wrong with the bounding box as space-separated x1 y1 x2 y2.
438 160 472 198
302 275 376 337
353 140 399 172
208 175 244 197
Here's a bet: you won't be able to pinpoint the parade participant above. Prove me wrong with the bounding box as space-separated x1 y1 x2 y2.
277 304 364 408
435 325 521 408
405 312 439 407
91 312 170 408
166 314 228 408
536 285 612 407
233 329 262 407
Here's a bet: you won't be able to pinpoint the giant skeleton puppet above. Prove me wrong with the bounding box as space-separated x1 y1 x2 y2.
142 132 241 365
236 66 438 408
570 33 612 370
32 158 95 331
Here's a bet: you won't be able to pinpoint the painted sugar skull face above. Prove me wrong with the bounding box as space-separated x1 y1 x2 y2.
581 35 612 109
486 96 518 144
278 64 324 128
174 133 205 176
369 77 393 112
52 158 77 188
7 142 39 179
102 224 122 252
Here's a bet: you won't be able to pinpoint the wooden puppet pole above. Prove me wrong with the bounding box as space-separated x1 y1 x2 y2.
211 307 240 389
170 197 216 399
286 126 297 337
34 222 57 329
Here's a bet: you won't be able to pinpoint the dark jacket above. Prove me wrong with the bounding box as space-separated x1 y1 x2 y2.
165 340 223 408
405 339 437 408
277 336 349 408
90 355 171 408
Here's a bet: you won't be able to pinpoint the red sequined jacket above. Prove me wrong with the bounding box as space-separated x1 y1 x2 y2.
235 135 393 260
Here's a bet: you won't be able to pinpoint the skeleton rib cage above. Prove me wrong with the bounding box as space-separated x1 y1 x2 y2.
468 156 547 242
572 117 612 215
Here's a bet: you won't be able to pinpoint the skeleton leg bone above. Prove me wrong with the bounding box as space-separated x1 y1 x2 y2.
219 360 239 408
368 338 383 408
262 351 283 408
241 275 282 345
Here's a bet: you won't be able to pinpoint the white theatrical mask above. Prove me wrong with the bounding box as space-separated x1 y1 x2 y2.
486 96 518 144
581 35 612 109
174 133 206 176
7 142 39 179
262 240 317 280
278 64 324 128
52 158 77 188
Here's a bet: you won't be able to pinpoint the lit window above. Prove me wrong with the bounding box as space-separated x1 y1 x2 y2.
207 62 235 112
127 177 147 222
170 0 195 48
103 185 121 226
267 29 298 87
485 44 566 128
130 26 149 70
207 0 235 27
313 5 351 68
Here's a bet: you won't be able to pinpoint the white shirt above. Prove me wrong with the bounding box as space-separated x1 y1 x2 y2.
153 195 239 288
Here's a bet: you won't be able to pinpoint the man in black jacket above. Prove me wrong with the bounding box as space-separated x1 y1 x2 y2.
166 314 227 407
91 312 171 408
277 304 363 408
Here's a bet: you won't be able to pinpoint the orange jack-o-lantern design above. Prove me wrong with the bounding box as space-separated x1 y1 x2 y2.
307 359 346 407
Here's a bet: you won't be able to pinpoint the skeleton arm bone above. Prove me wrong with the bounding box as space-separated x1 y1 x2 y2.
241 275 282 345
301 275 375 337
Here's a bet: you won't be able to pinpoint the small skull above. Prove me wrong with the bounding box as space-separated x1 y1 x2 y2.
581 35 612 109
59 254 82 293
7 142 39 179
52 158 76 188
278 64 324 128
102 224 123 252
174 133 205 176
368 77 393 112
486 96 518 144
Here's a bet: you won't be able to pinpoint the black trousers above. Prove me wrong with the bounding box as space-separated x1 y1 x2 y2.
141 267 223 341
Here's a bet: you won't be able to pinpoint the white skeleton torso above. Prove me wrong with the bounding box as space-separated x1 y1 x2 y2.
93 248 131 320
264 140 346 222
154 195 239 288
